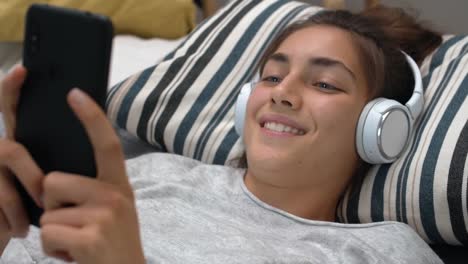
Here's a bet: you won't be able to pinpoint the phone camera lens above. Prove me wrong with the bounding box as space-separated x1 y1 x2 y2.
30 33 40 54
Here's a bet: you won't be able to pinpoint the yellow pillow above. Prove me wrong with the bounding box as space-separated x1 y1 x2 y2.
0 0 196 42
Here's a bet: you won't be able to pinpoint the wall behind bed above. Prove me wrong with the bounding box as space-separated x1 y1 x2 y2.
295 0 468 34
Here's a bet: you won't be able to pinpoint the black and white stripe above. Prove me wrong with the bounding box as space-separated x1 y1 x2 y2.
339 36 468 246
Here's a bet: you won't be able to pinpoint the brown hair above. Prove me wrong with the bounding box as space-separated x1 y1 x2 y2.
259 5 441 103
237 5 442 169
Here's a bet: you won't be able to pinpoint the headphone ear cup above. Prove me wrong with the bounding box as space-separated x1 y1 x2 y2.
356 98 413 164
234 83 254 138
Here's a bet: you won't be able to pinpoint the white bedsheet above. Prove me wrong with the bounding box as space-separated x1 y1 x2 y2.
109 35 184 87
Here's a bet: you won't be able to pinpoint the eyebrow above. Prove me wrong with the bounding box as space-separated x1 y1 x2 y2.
309 57 356 81
266 53 356 81
267 53 289 65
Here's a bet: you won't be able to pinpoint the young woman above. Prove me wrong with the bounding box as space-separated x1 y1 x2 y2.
0 6 443 263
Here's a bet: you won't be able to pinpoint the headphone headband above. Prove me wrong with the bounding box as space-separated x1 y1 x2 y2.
402 52 424 120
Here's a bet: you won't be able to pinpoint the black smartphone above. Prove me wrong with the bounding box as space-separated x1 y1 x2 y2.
14 4 113 226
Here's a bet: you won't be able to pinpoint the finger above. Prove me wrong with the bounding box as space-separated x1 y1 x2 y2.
41 224 82 262
0 65 23 113
0 65 27 139
0 168 31 237
66 89 127 187
0 208 11 236
49 250 74 263
40 206 100 228
0 175 30 237
42 171 109 211
0 140 44 206
0 172 30 237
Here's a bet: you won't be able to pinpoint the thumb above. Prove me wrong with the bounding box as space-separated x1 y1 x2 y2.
66 88 129 187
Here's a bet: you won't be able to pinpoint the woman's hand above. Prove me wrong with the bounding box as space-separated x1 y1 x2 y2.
0 65 145 263
39 88 145 263
0 65 43 251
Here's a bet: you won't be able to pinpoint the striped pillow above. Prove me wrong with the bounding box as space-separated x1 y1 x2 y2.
338 35 468 246
106 0 321 164
106 0 468 246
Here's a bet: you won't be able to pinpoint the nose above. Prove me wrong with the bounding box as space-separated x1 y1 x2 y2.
270 77 302 110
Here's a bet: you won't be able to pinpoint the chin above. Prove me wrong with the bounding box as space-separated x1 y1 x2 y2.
247 146 296 172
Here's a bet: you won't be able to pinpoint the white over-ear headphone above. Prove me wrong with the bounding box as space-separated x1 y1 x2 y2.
234 52 423 164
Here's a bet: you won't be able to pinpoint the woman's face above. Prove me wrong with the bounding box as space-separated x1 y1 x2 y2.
244 25 370 188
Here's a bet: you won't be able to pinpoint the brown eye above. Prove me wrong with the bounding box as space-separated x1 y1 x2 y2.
314 81 339 91
262 76 281 83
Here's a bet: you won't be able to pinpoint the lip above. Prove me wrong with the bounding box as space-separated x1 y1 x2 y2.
258 113 307 134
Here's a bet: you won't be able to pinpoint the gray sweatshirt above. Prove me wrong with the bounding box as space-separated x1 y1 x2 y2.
2 153 442 263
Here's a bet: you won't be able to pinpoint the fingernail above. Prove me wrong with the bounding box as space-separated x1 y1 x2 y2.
69 88 87 106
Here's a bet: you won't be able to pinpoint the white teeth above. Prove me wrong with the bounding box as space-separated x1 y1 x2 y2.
276 123 285 131
263 122 305 135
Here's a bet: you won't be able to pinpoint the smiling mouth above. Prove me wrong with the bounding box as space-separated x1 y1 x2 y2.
262 121 305 135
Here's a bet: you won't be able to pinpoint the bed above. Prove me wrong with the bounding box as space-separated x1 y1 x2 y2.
0 0 467 263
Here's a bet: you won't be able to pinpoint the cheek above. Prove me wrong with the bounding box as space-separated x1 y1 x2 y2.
243 88 269 142
245 87 270 120
310 98 364 137
336 105 361 129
